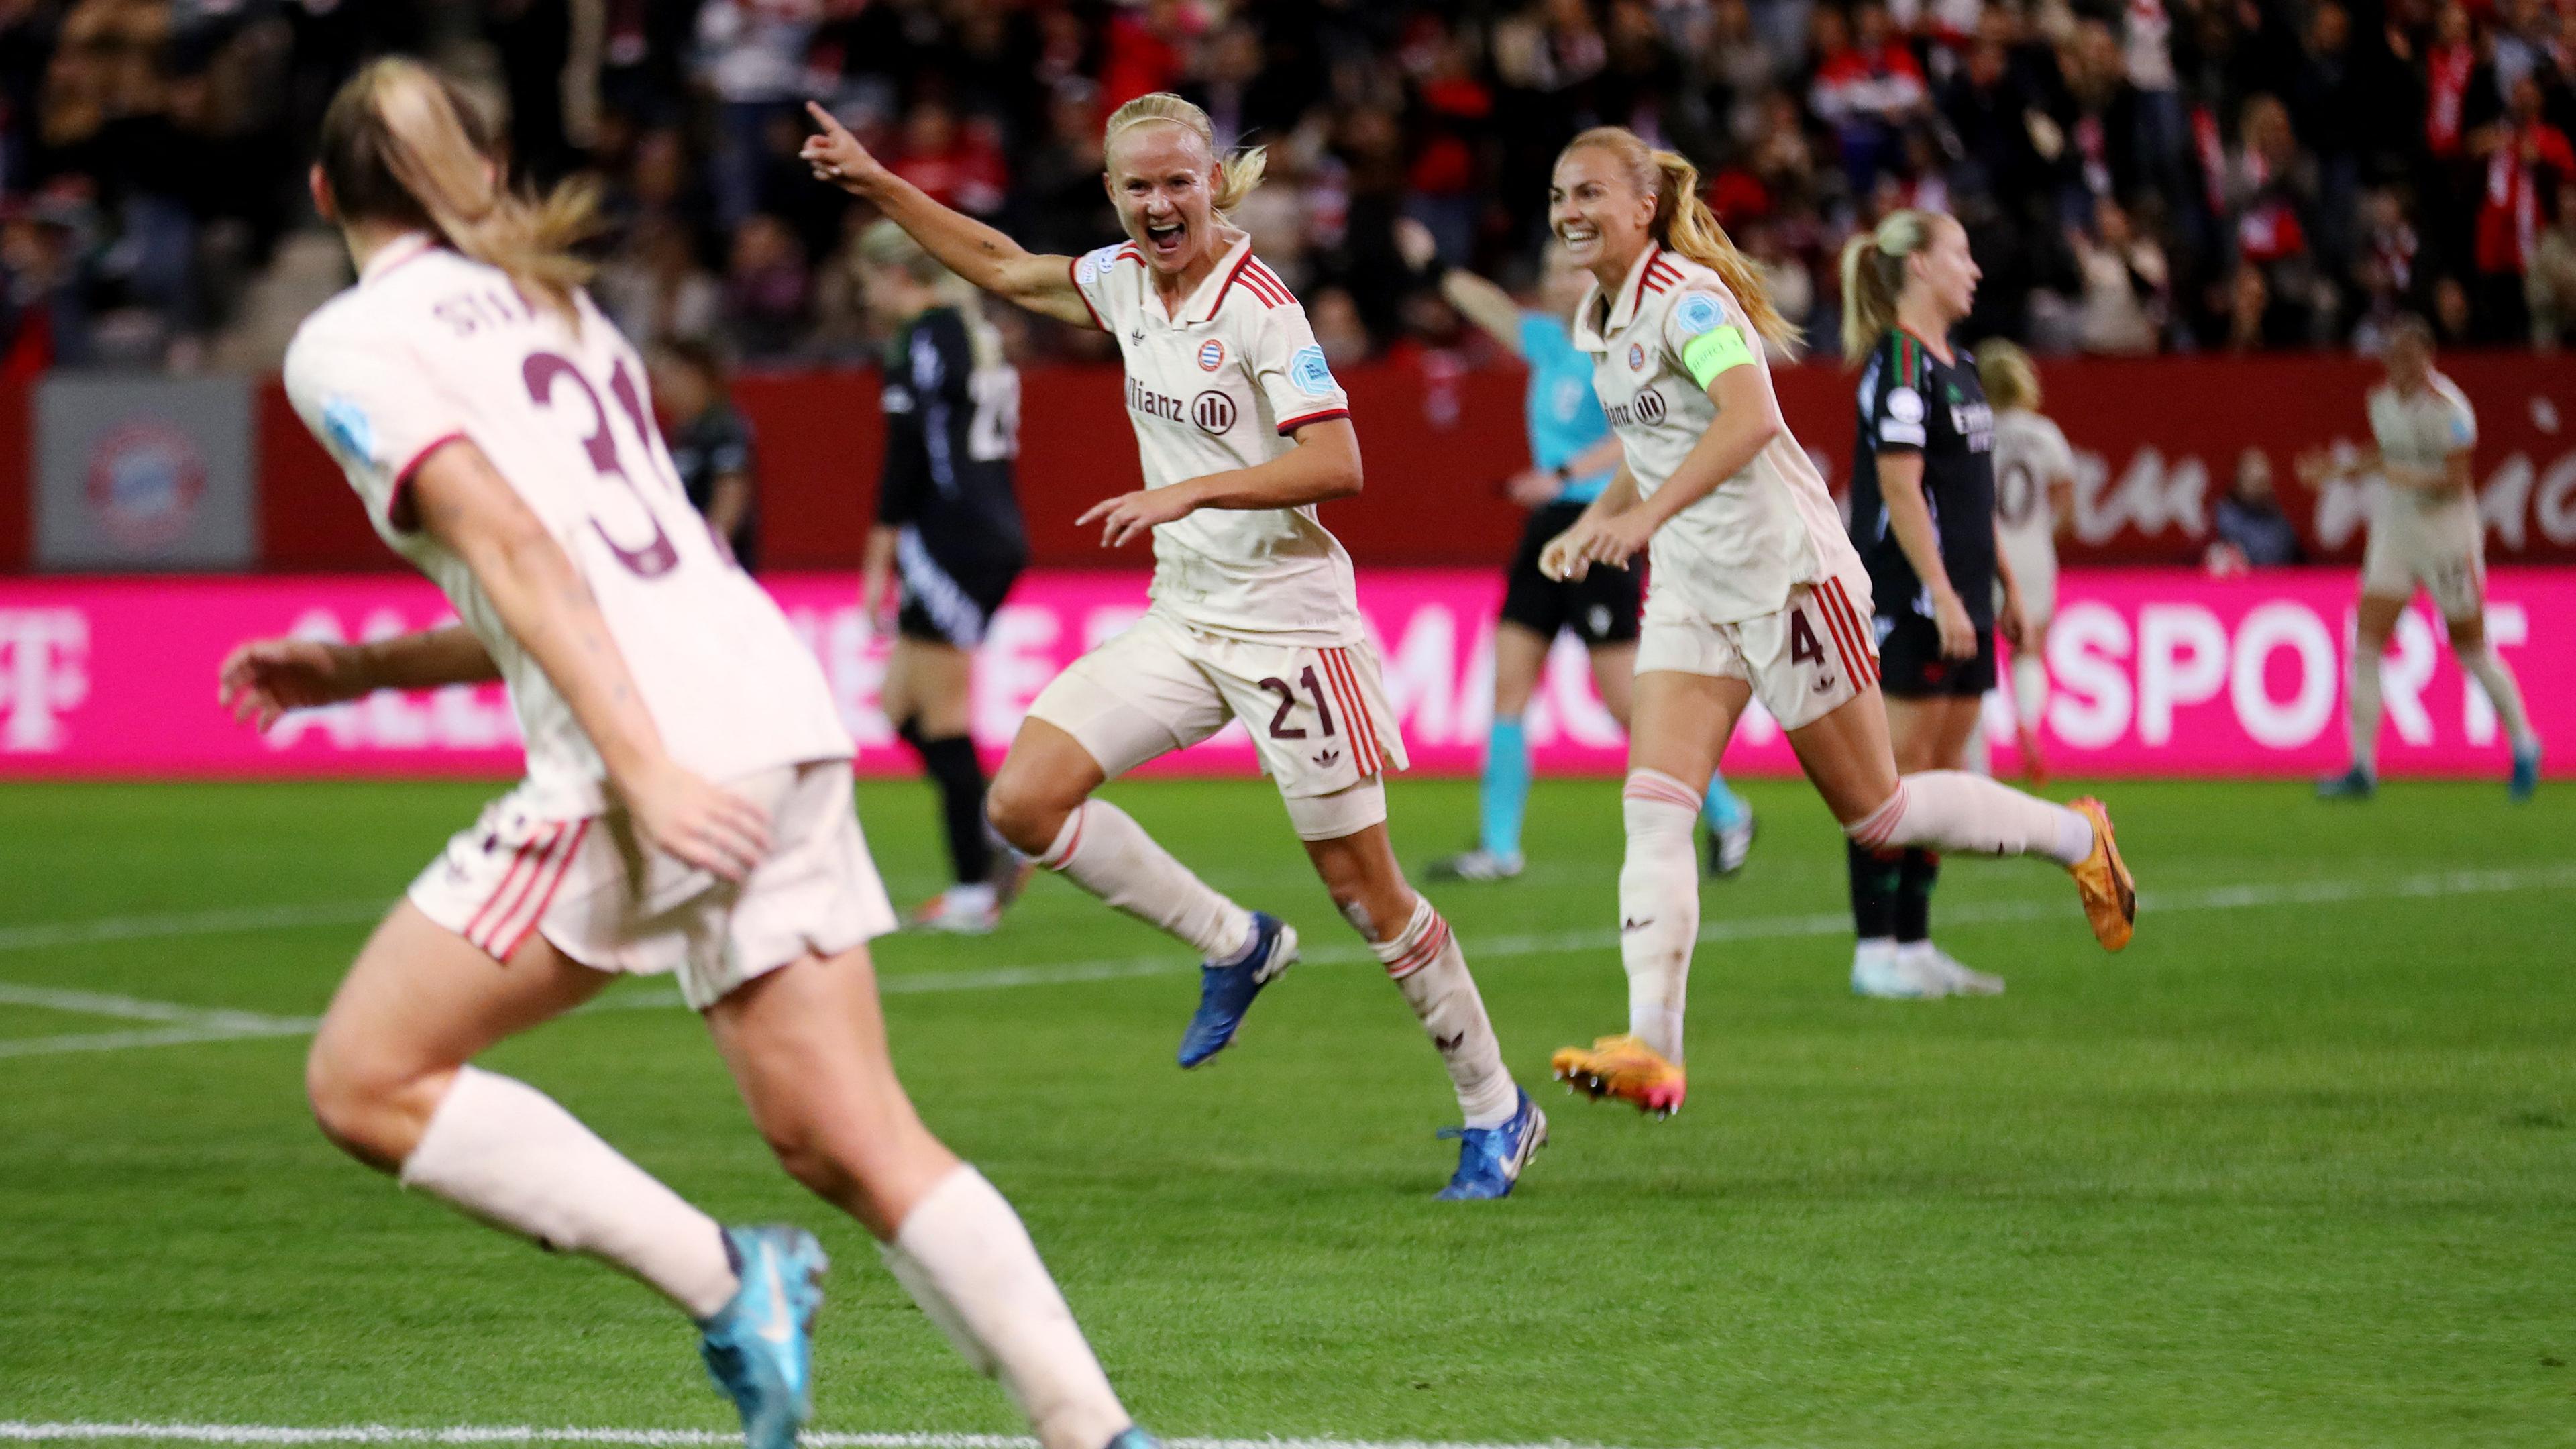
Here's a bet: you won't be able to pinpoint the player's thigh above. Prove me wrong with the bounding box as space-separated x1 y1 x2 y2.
2353 590 2408 646
1021 614 1231 781
1589 639 1638 729
1492 621 1552 718
1212 636 1409 803
701 944 955 1240
1883 692 1982 771
307 901 616 1165
1628 668 1750 789
1787 685 1906 826
888 636 975 737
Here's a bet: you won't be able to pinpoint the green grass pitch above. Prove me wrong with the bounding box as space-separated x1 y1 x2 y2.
0 774 2571 1448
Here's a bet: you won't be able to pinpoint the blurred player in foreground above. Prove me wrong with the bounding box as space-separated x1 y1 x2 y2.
1535 134 2135 1116
804 93 1544 1199
1976 339 2076 786
225 60 1152 1449
1838 221 2030 1001
854 220 1035 933
2312 316 2542 801
1395 218 1757 884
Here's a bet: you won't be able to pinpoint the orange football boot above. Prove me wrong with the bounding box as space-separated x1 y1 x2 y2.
2068 796 2136 951
1548 1034 1687 1118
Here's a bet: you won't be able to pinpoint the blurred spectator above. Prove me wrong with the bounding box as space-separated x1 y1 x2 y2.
596 215 724 352
2525 196 2576 347
1809 1 1929 192
2070 195 2167 353
2470 74 2573 342
890 101 1007 219
647 337 761 571
2211 447 2305 568
724 212 810 364
693 0 819 231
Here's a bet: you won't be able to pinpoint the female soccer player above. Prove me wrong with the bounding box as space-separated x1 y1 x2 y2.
1392 220 1757 884
853 220 1035 934
223 60 1152 1449
1976 339 2076 787
1841 213 2033 1000
1533 133 2135 1115
802 94 1544 1199
2314 315 2542 800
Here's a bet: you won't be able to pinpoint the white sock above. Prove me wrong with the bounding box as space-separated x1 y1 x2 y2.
1372 896 1515 1128
2012 651 2049 732
1040 800 1253 961
1846 773 2094 868
1962 718 1992 777
399 1065 739 1319
2459 644 2540 753
878 1165 1131 1449
2349 643 2384 773
1619 770 1701 1065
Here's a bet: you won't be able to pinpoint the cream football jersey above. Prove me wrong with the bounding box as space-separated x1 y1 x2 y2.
1070 233 1360 646
1992 408 2074 561
1572 244 1860 624
284 235 851 817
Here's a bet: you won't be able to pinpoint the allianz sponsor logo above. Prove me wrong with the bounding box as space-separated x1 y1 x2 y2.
0 608 88 752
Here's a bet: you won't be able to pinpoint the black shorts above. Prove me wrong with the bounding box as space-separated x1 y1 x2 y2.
1499 499 1641 646
896 539 1022 649
1876 612 1997 697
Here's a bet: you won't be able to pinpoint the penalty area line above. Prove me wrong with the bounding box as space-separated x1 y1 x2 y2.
0 1425 1654 1449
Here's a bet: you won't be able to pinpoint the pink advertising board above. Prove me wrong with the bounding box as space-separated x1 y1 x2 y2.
0 569 2563 781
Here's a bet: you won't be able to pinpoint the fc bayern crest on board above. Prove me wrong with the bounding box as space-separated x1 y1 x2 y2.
1628 342 1646 371
1198 339 1226 370
85 418 205 551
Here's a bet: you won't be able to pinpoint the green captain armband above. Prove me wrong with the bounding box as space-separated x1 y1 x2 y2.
1681 323 1754 387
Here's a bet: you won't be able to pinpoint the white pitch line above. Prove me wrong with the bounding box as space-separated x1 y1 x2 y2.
3 863 2570 1061
0 1426 1650 1449
0 901 391 954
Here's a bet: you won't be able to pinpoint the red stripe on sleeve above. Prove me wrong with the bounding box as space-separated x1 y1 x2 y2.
1275 407 1349 435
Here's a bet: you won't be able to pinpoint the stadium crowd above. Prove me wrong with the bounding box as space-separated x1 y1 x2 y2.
17 0 2576 373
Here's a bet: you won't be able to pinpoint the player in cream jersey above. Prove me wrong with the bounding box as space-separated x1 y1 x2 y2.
805 91 1544 1200
1534 129 2137 1117
1978 340 2078 786
1570 245 1860 633
1071 235 1362 642
221 60 1159 1449
2317 316 2541 800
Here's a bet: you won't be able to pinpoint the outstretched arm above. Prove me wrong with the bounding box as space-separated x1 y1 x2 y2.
219 625 500 732
802 103 1095 328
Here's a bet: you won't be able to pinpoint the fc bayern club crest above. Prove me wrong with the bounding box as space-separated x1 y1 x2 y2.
1628 341 1646 371
1197 339 1226 370
85 419 205 551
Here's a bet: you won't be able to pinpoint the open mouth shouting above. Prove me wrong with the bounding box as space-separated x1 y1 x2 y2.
1556 220 1601 264
1142 216 1187 260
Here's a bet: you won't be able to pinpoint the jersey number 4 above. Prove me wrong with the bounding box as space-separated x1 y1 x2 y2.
1258 667 1338 739
524 350 682 579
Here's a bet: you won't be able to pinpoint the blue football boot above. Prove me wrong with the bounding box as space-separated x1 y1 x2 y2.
1434 1087 1548 1201
1177 911 1298 1068
2510 744 2542 802
2315 765 2376 800
1102 1430 1164 1449
700 1224 829 1449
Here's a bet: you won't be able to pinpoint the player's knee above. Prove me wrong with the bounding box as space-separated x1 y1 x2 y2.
303 1041 410 1167
983 769 1066 853
2446 617 2486 651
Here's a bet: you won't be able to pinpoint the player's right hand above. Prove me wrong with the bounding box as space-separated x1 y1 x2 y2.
802 101 890 195
1538 528 1589 582
1504 466 1560 508
217 637 366 732
1932 587 1978 660
626 759 773 883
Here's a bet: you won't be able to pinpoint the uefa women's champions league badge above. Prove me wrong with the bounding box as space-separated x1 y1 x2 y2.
1672 292 1723 335
1289 345 1336 396
321 396 376 467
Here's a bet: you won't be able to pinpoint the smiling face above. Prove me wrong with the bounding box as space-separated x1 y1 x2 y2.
1548 143 1656 286
1905 215 1981 326
1104 120 1224 276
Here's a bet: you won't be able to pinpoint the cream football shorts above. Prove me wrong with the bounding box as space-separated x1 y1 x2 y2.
409 759 896 1009
1027 608 1407 840
2360 492 2485 621
1634 571 1882 733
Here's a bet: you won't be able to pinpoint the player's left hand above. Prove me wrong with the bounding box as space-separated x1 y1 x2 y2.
1504 466 1560 508
1079 486 1197 548
217 637 367 732
1570 510 1654 572
1998 588 2028 650
1538 527 1589 582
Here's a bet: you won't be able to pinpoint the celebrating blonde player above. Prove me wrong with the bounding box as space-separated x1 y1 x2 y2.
224 60 1154 1449
2314 315 2543 801
802 94 1544 1199
1975 339 2076 786
1533 130 2136 1116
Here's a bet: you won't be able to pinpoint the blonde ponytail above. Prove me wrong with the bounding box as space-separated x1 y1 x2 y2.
318 58 598 325
1558 127 1799 353
1838 208 1940 363
1103 92 1267 214
1973 338 2041 411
